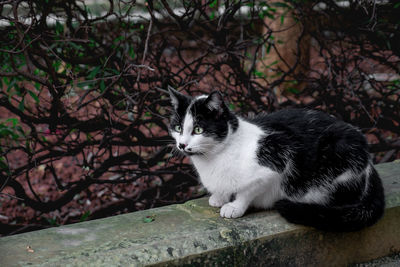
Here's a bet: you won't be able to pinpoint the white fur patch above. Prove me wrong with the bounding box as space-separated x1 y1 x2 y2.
191 118 284 211
334 170 353 184
365 164 372 177
301 187 330 204
363 164 373 195
195 95 208 100
181 112 194 142
170 96 179 109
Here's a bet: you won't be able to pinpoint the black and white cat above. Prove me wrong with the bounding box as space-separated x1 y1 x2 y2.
168 87 385 232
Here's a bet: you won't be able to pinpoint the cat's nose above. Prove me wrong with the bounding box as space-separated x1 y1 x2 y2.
178 143 187 150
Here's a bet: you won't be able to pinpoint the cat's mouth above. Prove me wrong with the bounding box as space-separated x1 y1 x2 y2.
183 151 202 156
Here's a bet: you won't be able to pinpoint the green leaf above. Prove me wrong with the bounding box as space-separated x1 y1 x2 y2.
105 68 120 75
88 66 101 79
271 2 290 8
395 2 400 8
15 84 23 97
34 82 41 91
6 78 16 93
28 90 40 103
113 36 124 43
0 156 9 171
129 46 136 59
287 87 300 94
88 39 96 48
209 0 218 8
26 140 31 153
77 80 96 89
266 60 279 68
45 216 59 226
0 128 15 138
99 80 106 92
16 125 25 137
3 77 9 86
68 42 83 51
266 43 272 54
55 21 63 34
253 70 265 78
210 11 215 19
143 215 155 223
6 118 18 127
18 98 25 112
80 211 91 222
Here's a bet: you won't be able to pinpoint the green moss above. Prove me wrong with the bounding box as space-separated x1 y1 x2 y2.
1 162 400 266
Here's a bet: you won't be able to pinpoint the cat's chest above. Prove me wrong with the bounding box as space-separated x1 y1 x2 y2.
194 151 251 179
192 155 249 192
191 133 262 192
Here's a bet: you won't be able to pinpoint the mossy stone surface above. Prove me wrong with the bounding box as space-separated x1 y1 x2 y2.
0 162 399 266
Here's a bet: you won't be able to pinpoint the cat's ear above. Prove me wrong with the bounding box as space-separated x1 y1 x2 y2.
205 91 225 113
168 86 189 110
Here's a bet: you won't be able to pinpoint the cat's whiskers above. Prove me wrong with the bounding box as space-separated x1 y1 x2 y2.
164 146 186 166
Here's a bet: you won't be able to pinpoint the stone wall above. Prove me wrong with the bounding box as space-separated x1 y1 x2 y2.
0 161 399 266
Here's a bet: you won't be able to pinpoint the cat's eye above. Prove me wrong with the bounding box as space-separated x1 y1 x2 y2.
193 126 204 135
174 125 182 133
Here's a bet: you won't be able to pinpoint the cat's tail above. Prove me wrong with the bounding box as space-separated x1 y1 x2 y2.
274 167 385 232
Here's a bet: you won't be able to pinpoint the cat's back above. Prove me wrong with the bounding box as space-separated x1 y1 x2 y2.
248 108 369 173
249 108 367 146
249 108 338 135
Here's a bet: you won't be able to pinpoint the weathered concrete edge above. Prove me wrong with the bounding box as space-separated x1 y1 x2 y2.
150 162 400 266
150 207 400 266
0 161 399 267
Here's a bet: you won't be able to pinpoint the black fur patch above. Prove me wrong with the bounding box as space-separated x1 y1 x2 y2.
253 109 384 231
170 94 238 141
274 168 384 232
251 109 370 196
188 97 238 140
169 93 191 130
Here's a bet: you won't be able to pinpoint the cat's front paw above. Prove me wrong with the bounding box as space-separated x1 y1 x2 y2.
220 202 246 218
209 194 227 208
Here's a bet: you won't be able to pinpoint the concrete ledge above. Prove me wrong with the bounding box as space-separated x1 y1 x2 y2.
1 162 400 266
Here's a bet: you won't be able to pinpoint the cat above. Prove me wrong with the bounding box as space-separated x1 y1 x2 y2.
167 86 385 232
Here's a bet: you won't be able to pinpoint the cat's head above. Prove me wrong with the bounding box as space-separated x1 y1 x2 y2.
167 86 237 156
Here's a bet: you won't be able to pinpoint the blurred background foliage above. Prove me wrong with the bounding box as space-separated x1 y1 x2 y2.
0 0 399 235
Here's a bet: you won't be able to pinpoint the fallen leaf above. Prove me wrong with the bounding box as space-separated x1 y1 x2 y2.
26 245 34 253
143 215 155 223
